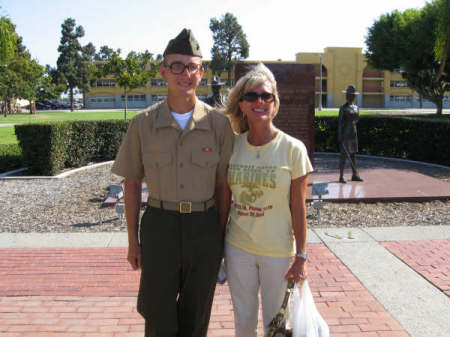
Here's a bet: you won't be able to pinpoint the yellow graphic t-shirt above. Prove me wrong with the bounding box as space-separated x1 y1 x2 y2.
226 131 313 257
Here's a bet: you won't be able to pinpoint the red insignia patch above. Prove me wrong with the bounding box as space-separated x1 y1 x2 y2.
202 147 213 152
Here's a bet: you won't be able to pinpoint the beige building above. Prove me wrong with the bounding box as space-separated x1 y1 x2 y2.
86 62 231 109
86 48 449 109
296 47 450 109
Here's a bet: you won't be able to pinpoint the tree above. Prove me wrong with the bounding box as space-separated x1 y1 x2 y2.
365 1 449 115
0 16 17 64
78 42 98 108
36 67 63 102
17 57 45 114
0 17 60 116
0 62 22 116
0 27 38 115
56 18 95 111
434 0 450 81
102 49 156 119
209 13 249 85
95 45 114 61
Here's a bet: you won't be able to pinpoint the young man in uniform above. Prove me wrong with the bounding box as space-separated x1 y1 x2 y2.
111 28 234 337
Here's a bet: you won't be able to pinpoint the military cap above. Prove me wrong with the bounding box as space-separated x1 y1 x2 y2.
163 28 202 57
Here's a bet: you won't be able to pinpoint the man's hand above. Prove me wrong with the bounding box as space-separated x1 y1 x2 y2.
127 242 142 270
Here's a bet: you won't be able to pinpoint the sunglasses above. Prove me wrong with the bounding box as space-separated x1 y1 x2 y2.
240 92 275 103
165 62 202 74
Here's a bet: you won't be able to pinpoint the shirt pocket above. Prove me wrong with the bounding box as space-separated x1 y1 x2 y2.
191 150 220 196
142 152 172 197
143 152 172 169
191 150 220 168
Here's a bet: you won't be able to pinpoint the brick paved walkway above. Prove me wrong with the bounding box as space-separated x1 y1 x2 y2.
0 245 409 337
383 240 450 296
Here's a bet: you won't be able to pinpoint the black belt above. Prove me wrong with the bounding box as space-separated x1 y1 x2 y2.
147 198 215 214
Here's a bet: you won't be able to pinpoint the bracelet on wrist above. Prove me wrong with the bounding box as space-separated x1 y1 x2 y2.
295 252 308 260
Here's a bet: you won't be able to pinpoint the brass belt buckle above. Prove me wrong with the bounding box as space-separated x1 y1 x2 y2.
179 201 192 214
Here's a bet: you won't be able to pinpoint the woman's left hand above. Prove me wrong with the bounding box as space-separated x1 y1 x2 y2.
285 257 307 282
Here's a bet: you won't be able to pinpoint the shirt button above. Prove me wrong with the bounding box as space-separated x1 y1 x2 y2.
180 184 184 189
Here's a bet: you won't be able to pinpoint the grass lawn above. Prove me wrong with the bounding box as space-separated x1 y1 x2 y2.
0 110 140 145
315 109 377 117
0 127 17 144
314 109 450 122
0 110 140 124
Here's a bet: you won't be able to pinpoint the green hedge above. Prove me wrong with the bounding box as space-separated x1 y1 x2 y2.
314 116 450 166
0 143 23 173
15 120 129 175
5 116 450 176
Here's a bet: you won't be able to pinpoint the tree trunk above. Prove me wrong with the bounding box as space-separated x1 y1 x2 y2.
419 94 423 109
436 98 443 116
70 87 74 112
124 89 128 120
436 39 449 82
29 100 35 115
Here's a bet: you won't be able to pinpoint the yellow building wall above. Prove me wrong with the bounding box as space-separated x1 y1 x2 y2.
89 50 449 109
296 47 365 107
89 61 230 100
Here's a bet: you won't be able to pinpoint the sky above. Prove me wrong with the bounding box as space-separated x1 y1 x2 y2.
1 0 429 68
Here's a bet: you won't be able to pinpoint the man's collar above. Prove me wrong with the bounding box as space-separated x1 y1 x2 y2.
155 100 210 130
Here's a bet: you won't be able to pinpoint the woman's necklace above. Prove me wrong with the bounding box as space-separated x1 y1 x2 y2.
248 129 278 159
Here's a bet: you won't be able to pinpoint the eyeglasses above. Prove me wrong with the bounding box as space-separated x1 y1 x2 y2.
165 62 202 74
240 92 275 103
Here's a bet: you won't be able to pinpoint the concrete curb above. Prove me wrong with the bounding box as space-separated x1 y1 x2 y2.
0 161 114 180
315 152 450 170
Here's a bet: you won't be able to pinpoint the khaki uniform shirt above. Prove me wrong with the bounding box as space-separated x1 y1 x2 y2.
111 100 234 202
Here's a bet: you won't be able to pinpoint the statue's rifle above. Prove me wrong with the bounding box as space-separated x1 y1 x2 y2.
341 142 357 173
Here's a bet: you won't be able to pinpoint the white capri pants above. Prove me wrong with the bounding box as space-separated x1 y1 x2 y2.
225 241 293 337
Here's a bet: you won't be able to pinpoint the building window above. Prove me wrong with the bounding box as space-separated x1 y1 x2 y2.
121 95 146 102
390 80 408 88
152 95 167 102
200 79 208 86
90 96 115 103
95 80 115 88
151 79 167 87
389 95 412 102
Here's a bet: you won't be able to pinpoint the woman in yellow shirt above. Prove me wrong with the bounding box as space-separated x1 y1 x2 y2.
222 63 313 337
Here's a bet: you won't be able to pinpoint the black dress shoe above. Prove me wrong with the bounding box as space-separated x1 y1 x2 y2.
339 177 346 183
351 175 364 182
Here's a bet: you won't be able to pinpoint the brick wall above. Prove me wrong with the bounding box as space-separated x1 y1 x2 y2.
235 63 316 163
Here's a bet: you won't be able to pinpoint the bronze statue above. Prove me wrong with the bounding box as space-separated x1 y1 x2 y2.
205 76 225 107
338 85 363 183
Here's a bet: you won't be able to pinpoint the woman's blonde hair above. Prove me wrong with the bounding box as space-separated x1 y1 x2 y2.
222 63 280 134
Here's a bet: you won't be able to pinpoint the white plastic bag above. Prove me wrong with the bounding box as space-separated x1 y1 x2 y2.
217 259 227 284
291 280 329 337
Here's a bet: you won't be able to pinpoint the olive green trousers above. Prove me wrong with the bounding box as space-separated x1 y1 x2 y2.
138 206 223 337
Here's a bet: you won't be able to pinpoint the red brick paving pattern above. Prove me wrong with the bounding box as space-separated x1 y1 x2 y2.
0 245 409 337
382 240 450 296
